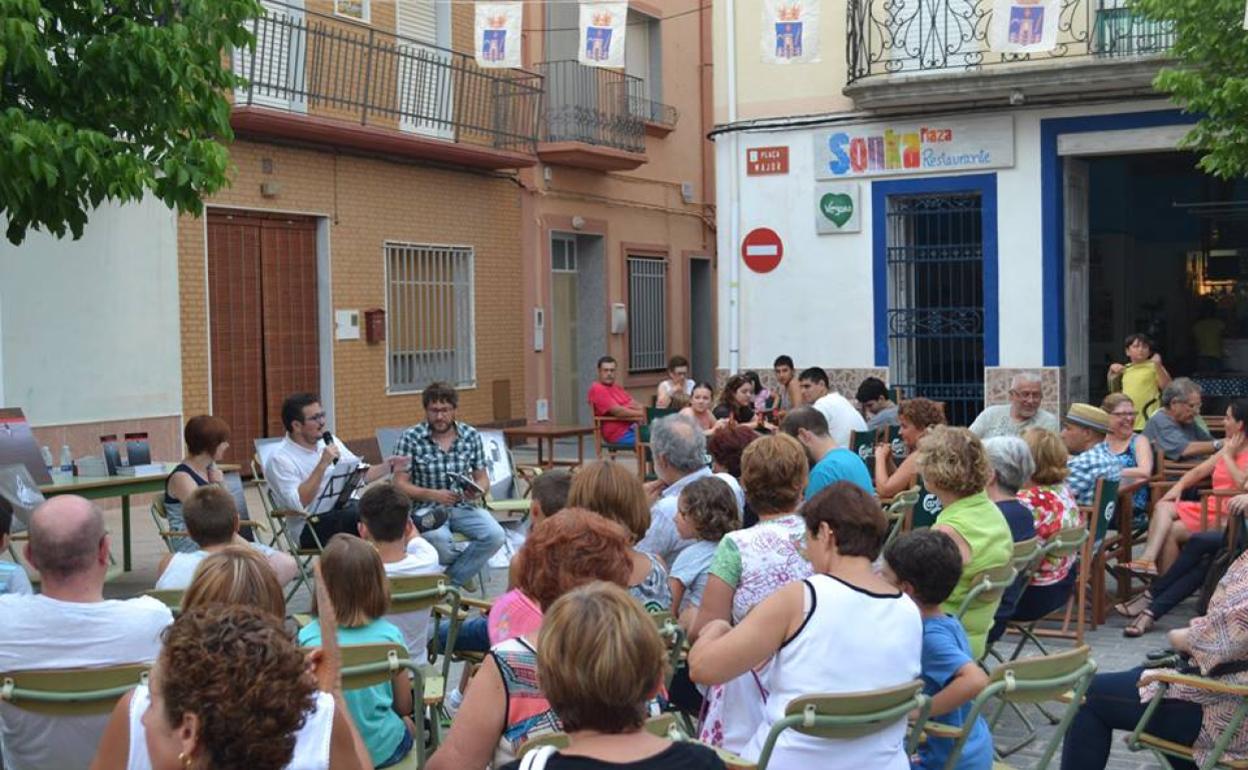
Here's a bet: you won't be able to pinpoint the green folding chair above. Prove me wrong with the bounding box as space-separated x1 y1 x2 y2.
910 476 943 530
335 643 438 768
1126 669 1248 769
0 662 149 717
142 589 184 616
849 429 878 475
954 563 1018 623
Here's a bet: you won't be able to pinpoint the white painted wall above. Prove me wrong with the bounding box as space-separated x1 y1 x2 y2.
716 99 1176 372
0 197 182 425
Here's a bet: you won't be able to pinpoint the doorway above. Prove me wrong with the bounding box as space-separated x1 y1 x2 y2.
689 257 714 384
549 232 606 424
206 210 322 467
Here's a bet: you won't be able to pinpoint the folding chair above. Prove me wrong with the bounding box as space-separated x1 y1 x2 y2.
592 415 645 475
1126 669 1248 769
0 661 149 717
849 429 878 475
478 428 542 524
335 643 437 768
754 680 931 770
253 439 324 604
921 645 1097 769
1083 477 1121 627
150 492 268 554
387 574 464 696
953 563 1018 623
907 476 943 530
883 490 918 550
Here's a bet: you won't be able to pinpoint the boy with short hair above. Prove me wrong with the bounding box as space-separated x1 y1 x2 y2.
357 483 441 655
0 497 32 595
1108 332 1172 430
884 530 992 770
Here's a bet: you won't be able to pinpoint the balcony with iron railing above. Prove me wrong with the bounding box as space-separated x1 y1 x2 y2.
230 2 544 169
845 0 1175 110
536 60 677 171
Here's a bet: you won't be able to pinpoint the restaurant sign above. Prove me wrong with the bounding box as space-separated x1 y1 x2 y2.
813 116 1014 180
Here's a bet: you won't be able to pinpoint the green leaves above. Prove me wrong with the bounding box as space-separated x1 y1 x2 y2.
1135 0 1248 179
0 0 260 244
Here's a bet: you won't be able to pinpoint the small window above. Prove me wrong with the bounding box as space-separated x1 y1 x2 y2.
627 255 667 373
552 235 578 273
386 243 475 392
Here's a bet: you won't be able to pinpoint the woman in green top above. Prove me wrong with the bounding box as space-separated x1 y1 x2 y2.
918 426 1014 658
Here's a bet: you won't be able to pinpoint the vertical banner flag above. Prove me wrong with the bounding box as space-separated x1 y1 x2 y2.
475 3 522 69
761 0 821 64
989 0 1059 53
578 2 628 68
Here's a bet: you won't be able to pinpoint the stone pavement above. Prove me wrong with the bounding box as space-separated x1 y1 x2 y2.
58 436 1180 769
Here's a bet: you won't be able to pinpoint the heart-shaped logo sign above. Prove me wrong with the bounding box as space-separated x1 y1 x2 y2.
820 193 854 228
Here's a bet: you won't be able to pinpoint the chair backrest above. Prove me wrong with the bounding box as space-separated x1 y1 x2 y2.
150 497 168 524
254 437 283 473
649 610 687 689
1010 537 1044 581
780 680 927 740
849 430 877 470
986 644 1096 705
375 427 406 463
335 643 414 690
1045 524 1090 560
954 563 1019 620
886 425 907 462
1089 478 1121 546
910 476 943 530
389 574 458 615
143 589 183 615
0 663 149 716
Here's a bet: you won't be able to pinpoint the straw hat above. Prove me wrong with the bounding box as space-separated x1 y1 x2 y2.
1065 403 1111 433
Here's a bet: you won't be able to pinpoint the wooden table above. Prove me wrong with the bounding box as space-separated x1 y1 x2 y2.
502 424 594 469
40 463 240 572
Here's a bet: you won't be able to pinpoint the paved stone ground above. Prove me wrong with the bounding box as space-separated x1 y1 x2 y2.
63 435 1180 769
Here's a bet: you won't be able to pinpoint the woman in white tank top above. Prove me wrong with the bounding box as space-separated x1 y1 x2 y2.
689 482 923 769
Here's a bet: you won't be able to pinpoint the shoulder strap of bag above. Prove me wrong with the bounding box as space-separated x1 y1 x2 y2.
520 745 558 770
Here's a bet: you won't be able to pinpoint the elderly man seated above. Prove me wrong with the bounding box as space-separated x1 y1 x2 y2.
0 496 173 770
969 372 1060 439
1143 377 1221 463
1062 403 1123 507
637 414 711 568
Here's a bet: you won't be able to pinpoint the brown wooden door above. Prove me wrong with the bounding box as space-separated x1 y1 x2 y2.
207 210 320 468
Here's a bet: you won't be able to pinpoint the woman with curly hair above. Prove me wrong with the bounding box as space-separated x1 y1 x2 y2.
873 398 946 499
92 546 369 768
919 426 1013 658
427 509 639 770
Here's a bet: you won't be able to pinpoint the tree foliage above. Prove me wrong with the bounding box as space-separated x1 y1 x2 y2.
1136 0 1248 179
0 0 259 244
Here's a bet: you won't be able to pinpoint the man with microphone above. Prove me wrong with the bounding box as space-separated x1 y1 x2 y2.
265 392 406 548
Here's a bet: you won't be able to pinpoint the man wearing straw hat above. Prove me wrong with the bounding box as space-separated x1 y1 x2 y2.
1061 403 1122 507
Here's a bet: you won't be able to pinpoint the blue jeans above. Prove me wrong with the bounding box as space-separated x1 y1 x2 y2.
436 616 491 654
1060 667 1202 770
1150 531 1223 619
421 505 504 587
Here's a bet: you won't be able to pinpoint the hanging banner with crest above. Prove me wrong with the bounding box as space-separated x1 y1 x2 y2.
989 0 1060 53
761 0 820 64
474 2 523 68
578 2 628 68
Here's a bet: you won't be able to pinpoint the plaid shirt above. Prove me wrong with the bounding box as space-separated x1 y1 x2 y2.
394 421 486 493
1066 442 1122 506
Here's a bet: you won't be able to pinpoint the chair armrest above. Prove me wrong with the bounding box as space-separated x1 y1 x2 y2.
1119 479 1147 497
1199 489 1245 499
1138 671 1248 697
237 520 269 531
460 597 494 612
919 722 965 740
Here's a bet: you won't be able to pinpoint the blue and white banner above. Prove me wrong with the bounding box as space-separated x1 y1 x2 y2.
474 2 522 69
989 0 1060 53
578 1 628 68
761 0 820 64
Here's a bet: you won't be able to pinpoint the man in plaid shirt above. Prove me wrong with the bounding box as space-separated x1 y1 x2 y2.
1061 403 1122 506
393 382 504 587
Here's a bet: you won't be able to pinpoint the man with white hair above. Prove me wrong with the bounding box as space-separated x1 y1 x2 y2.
638 414 712 567
969 372 1060 439
0 495 172 770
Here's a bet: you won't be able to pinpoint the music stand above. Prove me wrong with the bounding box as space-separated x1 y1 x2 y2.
308 462 366 515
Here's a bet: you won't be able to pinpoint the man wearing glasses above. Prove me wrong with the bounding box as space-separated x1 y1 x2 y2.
265 392 405 547
393 382 504 589
1143 378 1220 462
969 372 1060 439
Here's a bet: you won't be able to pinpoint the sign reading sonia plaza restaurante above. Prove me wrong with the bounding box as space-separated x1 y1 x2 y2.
813 116 1014 180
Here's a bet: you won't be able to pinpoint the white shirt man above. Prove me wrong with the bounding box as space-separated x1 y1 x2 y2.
797 367 868 448
969 374 1060 439
0 496 172 770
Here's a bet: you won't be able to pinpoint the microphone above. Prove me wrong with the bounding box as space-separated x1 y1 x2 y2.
322 431 339 464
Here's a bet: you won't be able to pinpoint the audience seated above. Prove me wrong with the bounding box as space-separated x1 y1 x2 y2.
1129 399 1248 578
743 371 772 415
1102 392 1155 519
884 530 992 770
874 397 946 499
797 367 867 448
982 436 1038 643
1060 547 1248 770
1143 378 1219 463
706 425 757 519
427 509 635 770
0 496 172 770
500 582 727 770
154 485 298 589
690 434 814 755
681 382 720 434
164 415 232 553
1106 332 1171 431
94 546 370 770
637 415 712 568
779 406 874 497
669 476 740 624
0 496 32 595
712 374 768 431
919 427 1013 658
968 372 1059 439
568 461 671 612
772 355 803 413
690 482 921 768
1061 404 1123 507
356 484 441 656
392 382 505 589
297 535 416 769
856 376 899 430
656 355 695 408
589 356 645 447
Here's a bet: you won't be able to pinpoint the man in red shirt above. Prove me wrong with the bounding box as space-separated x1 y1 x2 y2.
588 356 645 445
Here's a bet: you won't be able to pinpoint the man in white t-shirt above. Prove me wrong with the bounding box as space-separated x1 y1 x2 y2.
0 495 172 770
797 366 868 449
357 484 441 656
264 392 407 548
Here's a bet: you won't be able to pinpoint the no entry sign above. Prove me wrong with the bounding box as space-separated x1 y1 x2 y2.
741 228 783 273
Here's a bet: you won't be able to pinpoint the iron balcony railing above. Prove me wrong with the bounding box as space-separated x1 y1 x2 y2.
536 60 647 154
235 2 543 153
629 93 679 129
847 0 1176 83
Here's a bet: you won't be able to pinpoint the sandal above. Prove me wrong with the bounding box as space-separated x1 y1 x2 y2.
1125 559 1158 576
1114 593 1152 618
1123 611 1156 638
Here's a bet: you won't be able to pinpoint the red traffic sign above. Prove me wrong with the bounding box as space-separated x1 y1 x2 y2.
741 228 783 273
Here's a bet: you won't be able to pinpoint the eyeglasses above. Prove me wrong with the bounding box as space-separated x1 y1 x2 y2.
301 412 326 423
1112 411 1137 419
427 406 454 416
1010 390 1043 402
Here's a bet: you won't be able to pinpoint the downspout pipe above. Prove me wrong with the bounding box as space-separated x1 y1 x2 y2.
725 0 740 374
